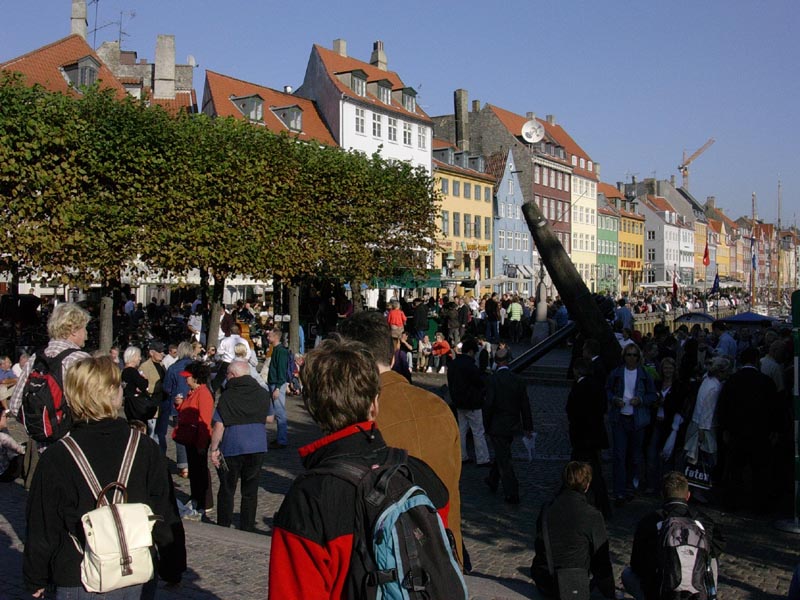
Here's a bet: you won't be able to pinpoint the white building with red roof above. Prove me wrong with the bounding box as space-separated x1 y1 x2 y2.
295 40 432 171
639 195 685 284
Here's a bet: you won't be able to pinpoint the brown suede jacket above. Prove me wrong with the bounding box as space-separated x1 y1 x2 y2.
376 370 464 565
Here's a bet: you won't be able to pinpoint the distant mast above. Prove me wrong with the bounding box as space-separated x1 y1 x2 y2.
751 192 757 305
777 180 782 305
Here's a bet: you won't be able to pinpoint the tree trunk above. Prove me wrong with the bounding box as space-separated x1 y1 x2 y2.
350 280 363 314
521 202 621 372
99 293 114 353
207 275 225 350
288 284 300 354
9 261 19 297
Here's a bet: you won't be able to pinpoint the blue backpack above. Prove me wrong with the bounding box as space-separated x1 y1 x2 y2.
308 447 467 600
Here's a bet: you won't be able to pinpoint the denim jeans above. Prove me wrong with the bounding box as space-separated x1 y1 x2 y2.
271 383 289 445
611 415 646 498
486 319 499 343
216 452 265 532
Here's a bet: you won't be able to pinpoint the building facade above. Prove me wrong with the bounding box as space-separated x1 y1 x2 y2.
296 40 432 171
596 189 620 296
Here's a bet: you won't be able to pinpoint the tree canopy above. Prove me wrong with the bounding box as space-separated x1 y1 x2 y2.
0 74 440 294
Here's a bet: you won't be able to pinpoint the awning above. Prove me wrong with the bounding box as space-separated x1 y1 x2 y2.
515 264 535 279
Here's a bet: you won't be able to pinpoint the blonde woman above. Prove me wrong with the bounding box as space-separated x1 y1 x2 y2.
24 356 186 598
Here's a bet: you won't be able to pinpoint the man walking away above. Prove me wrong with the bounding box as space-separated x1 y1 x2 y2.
484 347 533 504
209 359 271 532
447 338 490 467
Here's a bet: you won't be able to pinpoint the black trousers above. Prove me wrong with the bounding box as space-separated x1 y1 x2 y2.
185 445 213 510
216 451 264 532
487 435 518 499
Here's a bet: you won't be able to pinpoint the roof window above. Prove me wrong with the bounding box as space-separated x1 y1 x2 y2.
272 105 303 131
231 94 264 122
62 55 100 91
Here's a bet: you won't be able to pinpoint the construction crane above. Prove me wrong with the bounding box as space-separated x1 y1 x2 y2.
678 138 715 191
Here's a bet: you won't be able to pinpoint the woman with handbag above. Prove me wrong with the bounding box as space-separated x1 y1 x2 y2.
24 356 186 598
172 361 215 517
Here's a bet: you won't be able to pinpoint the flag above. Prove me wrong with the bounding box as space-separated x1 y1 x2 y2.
710 271 720 295
672 266 678 299
751 237 757 271
702 242 710 266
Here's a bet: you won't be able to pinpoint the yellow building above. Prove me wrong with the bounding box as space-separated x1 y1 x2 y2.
432 145 496 295
707 218 729 278
693 221 709 285
604 194 644 295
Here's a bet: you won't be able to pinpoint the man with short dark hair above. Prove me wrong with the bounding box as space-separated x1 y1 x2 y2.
266 328 290 449
447 337 490 467
209 359 270 532
338 310 465 565
530 461 615 599
484 347 533 504
622 471 724 600
268 338 455 599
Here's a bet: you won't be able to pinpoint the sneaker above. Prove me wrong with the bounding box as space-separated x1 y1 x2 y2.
182 509 202 522
426 367 433 373
438 367 446 374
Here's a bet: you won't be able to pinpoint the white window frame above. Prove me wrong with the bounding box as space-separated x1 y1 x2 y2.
387 117 397 142
372 113 382 138
355 107 365 134
403 122 412 145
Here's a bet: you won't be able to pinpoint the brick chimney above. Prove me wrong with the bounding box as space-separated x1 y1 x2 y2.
153 34 176 99
71 0 87 40
454 89 470 152
370 40 387 70
333 39 347 57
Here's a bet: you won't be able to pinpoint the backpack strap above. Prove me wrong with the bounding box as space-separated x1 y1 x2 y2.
61 435 105 504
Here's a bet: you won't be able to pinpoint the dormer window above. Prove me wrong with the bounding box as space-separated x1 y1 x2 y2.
352 73 366 97
403 94 415 112
378 84 391 104
587 160 593 172
272 105 303 132
62 55 100 90
231 94 263 122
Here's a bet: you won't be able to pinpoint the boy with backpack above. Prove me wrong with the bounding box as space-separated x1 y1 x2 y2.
622 471 725 600
268 337 466 600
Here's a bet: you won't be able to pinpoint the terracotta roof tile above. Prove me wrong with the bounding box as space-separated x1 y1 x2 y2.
544 122 597 180
432 158 496 183
707 218 722 234
598 181 624 200
0 34 127 100
313 45 431 124
646 195 677 213
432 137 457 150
204 70 336 146
483 151 509 190
151 89 197 115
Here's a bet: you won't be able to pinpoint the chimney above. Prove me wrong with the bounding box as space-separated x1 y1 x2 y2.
153 34 176 99
71 0 87 40
370 40 387 71
670 174 676 187
594 162 600 177
546 114 556 124
526 112 536 120
283 85 293 94
333 38 347 57
616 181 624 192
472 100 480 112
706 196 716 209
454 89 470 153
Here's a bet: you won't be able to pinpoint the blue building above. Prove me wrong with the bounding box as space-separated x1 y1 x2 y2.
486 151 535 296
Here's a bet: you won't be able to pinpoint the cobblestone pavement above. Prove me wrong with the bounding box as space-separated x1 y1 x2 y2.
2 346 798 599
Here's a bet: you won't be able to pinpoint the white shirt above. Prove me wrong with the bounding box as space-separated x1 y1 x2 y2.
692 375 722 430
621 367 637 416
162 354 177 371
218 334 255 365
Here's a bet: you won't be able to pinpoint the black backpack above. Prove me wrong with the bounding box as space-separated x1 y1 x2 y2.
656 511 716 600
19 348 78 443
304 447 467 600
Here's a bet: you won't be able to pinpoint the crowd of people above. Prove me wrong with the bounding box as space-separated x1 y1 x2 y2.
0 290 797 599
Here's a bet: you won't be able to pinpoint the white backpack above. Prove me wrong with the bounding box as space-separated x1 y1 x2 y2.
61 430 158 593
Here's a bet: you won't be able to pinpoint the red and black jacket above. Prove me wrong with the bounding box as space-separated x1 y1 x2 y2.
268 422 451 600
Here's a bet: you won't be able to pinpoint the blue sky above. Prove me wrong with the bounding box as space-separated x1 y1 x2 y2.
3 0 797 225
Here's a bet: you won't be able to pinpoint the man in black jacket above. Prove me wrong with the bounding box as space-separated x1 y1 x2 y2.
530 462 615 599
209 359 271 532
717 346 779 512
567 358 611 518
622 471 725 600
447 337 490 465
484 347 533 504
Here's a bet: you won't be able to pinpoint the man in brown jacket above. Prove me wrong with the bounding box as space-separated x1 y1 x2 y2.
339 310 464 565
